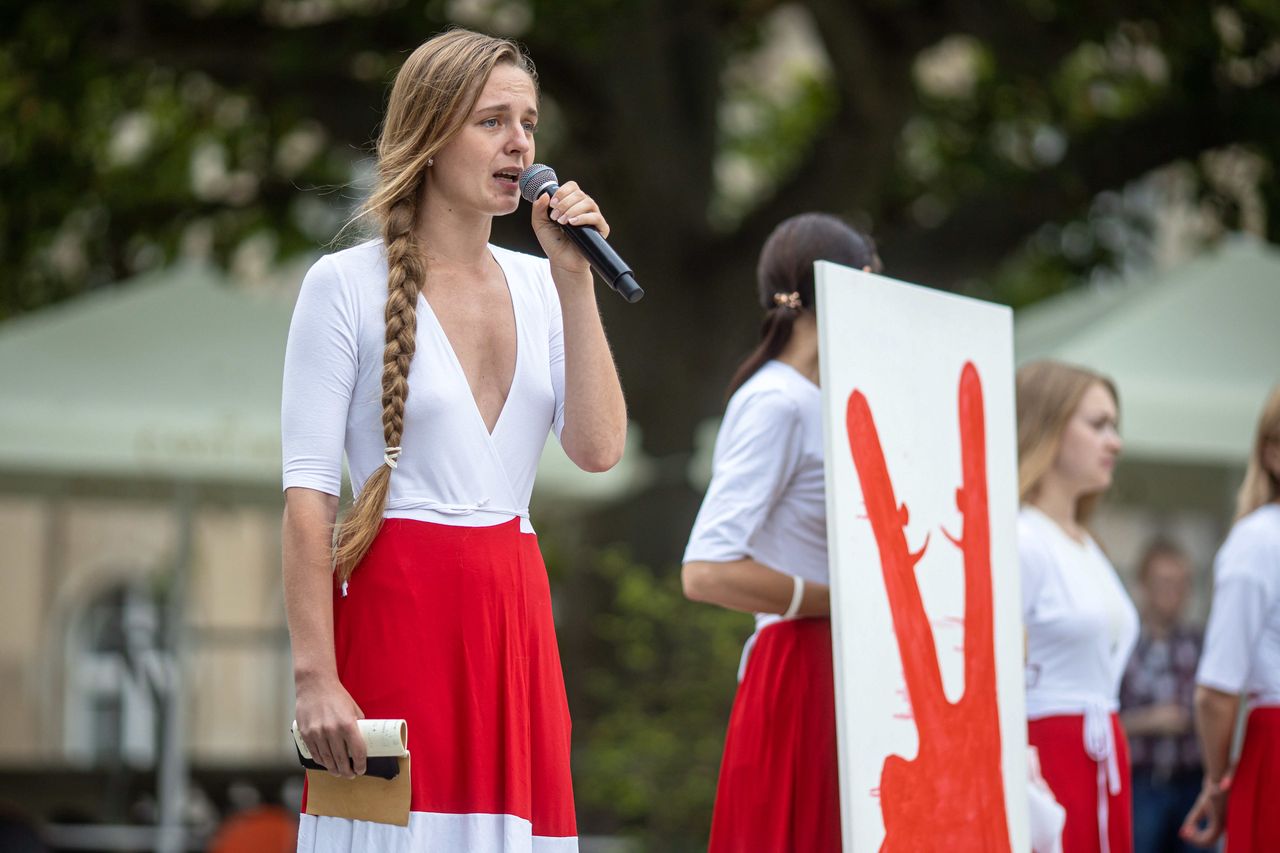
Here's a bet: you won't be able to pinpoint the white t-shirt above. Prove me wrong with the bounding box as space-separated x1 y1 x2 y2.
1197 503 1280 707
281 239 565 534
683 361 826 661
1020 505 1139 719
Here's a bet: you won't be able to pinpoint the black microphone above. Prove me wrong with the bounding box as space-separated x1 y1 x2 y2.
519 164 644 303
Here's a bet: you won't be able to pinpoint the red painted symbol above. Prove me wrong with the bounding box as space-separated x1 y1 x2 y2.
845 362 1011 852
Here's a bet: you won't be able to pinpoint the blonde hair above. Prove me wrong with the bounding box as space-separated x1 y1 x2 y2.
1235 383 1280 521
1015 359 1119 524
334 29 536 580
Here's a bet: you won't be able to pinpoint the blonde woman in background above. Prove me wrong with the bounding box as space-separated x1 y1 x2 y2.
281 29 626 852
1017 360 1138 853
1181 384 1280 851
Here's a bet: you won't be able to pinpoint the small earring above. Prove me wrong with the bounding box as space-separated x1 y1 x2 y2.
427 158 434 167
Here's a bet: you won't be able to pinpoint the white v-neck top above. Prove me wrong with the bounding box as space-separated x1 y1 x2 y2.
1019 505 1139 719
281 239 565 533
1197 503 1280 707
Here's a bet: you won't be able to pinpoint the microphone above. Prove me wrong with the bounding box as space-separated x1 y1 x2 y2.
519 164 644 303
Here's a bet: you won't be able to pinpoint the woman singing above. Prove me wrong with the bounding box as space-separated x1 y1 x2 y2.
282 29 626 852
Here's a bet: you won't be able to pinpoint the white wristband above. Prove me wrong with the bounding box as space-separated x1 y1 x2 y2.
782 575 805 619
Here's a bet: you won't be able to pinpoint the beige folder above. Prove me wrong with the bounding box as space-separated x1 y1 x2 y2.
304 754 411 827
296 719 412 827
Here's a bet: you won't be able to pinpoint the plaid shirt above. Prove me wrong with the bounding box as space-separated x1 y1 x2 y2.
1119 625 1203 778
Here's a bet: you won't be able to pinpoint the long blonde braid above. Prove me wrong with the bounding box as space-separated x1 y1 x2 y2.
332 194 423 578
332 29 536 580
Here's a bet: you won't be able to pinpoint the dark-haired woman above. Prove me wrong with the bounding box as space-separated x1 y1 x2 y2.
682 212 881 852
281 29 626 852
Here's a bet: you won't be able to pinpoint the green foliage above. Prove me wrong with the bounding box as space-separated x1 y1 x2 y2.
4 0 1279 326
0 2 352 320
712 51 838 228
979 236 1085 309
554 544 748 850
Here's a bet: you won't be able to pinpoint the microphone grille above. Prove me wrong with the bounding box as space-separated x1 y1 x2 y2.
519 164 558 203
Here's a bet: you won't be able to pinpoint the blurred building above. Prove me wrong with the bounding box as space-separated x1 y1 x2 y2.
0 265 299 841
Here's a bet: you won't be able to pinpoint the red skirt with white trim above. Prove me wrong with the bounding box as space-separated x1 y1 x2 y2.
297 518 577 853
709 618 841 853
1027 713 1132 853
1225 706 1280 853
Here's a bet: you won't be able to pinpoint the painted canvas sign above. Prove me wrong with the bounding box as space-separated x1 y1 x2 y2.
816 262 1029 852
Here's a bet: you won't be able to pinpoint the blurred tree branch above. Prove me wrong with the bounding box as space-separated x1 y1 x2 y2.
4 0 1278 461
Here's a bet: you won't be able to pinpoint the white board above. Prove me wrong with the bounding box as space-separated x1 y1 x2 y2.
816 262 1029 852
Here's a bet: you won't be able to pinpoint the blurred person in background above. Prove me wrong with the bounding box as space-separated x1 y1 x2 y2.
681 213 881 852
282 28 626 853
1119 540 1202 853
1181 383 1280 851
1017 360 1138 853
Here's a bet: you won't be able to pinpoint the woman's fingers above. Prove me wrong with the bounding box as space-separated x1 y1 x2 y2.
297 685 367 778
548 181 609 237
548 180 581 214
319 720 364 777
306 733 336 774
342 717 367 777
303 719 365 778
322 725 355 777
1178 791 1223 848
562 209 609 237
532 181 612 274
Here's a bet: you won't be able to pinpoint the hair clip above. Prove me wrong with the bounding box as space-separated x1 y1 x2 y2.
772 291 803 310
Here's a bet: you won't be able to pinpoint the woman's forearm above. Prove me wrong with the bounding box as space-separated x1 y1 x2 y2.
682 558 829 617
282 489 341 682
1121 702 1192 737
283 488 369 778
553 269 627 473
1193 685 1240 784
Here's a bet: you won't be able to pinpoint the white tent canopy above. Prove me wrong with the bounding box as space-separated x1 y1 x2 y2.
0 265 292 486
0 264 648 497
1014 236 1280 465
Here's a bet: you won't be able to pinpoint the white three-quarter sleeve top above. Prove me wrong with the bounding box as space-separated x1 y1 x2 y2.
1020 505 1139 790
683 361 826 677
281 240 565 535
1197 503 1280 708
1020 506 1139 716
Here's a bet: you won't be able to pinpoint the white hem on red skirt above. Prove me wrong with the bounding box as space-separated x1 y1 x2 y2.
297 811 579 853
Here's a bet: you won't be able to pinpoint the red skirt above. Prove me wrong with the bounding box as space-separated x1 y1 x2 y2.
298 518 576 852
1225 705 1280 853
709 618 841 853
1028 713 1132 853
